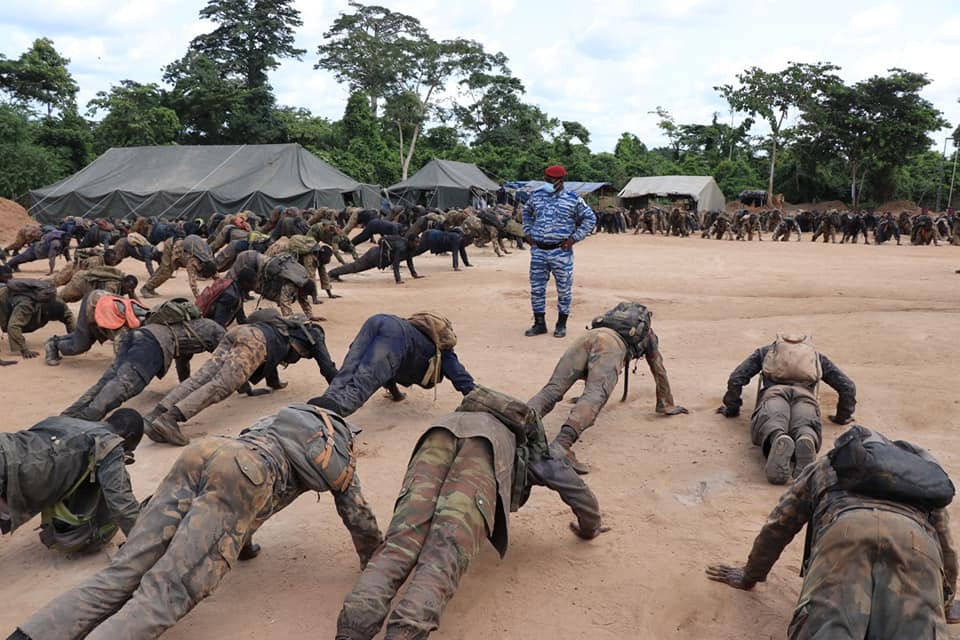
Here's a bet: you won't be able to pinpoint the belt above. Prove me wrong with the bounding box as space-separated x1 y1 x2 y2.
533 241 563 250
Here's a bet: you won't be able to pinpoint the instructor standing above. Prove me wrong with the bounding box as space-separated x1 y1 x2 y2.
522 164 596 338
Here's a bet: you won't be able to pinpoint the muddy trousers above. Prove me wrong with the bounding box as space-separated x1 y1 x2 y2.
789 508 948 639
19 439 275 640
337 429 496 640
158 326 267 421
62 331 161 421
750 385 822 454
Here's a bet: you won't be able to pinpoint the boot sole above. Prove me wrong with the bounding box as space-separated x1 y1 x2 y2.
794 436 817 476
765 435 795 484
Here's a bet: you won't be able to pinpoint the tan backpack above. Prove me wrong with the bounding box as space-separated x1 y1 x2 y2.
761 334 821 386
407 312 457 392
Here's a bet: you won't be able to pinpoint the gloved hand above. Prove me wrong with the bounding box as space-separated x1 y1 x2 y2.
829 414 853 425
716 405 739 418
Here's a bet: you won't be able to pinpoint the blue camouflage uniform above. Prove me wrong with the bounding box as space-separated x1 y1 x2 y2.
522 188 596 315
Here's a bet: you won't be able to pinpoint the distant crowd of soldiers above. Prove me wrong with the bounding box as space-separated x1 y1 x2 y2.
592 204 960 246
1 186 959 639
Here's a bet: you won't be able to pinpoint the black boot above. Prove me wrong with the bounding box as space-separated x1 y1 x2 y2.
553 313 568 338
44 336 61 366
524 313 547 337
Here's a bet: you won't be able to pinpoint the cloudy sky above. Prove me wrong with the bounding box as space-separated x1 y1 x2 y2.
4 0 959 153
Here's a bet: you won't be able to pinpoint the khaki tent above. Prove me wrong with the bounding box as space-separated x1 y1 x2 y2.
618 175 726 213
387 159 499 209
29 143 380 222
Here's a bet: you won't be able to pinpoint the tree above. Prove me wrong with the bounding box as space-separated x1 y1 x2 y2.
88 81 180 153
0 104 68 201
315 2 427 116
0 38 79 115
800 69 948 208
716 62 840 201
274 106 336 152
332 92 395 185
190 0 304 89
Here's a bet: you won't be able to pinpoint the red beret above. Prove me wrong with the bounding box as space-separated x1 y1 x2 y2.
544 164 567 178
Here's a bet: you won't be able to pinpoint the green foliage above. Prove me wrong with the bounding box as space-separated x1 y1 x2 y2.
0 38 79 115
192 0 304 89
0 105 68 200
88 81 180 153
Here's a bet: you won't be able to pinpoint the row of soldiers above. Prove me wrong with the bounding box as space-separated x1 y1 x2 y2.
2 212 959 638
593 204 960 246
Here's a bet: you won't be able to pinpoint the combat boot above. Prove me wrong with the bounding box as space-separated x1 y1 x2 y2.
550 424 590 474
145 408 189 446
553 313 568 338
44 336 61 366
794 435 817 477
524 313 547 337
765 433 795 485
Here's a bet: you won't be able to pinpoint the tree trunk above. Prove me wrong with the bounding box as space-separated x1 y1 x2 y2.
370 94 378 118
850 160 857 210
767 136 777 205
856 168 868 211
401 121 423 181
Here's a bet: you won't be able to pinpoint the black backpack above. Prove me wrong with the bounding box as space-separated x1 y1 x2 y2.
591 302 651 354
6 279 57 304
259 254 309 301
828 426 954 510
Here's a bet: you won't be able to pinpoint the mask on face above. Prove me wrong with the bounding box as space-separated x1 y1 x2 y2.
541 182 557 193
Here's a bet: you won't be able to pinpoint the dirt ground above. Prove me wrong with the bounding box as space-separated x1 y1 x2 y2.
1 233 959 639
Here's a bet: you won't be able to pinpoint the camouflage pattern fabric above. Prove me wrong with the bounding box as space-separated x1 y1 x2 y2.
337 428 496 640
750 384 821 450
58 268 122 303
4 225 42 253
788 508 949 639
527 328 680 435
274 281 313 317
158 325 267 421
19 439 276 640
144 239 203 297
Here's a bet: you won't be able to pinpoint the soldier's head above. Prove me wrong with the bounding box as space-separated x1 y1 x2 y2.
121 275 139 298
544 164 566 192
105 408 144 456
0 265 12 283
236 267 257 293
199 261 218 279
315 245 333 265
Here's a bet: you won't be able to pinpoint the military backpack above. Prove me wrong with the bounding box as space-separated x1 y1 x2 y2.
6 278 57 304
590 302 652 354
762 334 821 386
144 297 202 327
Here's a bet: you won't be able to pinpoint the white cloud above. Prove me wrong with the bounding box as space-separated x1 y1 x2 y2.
0 0 956 153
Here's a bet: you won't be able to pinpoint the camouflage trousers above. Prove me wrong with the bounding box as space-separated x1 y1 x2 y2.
275 281 313 317
529 247 573 315
19 439 276 640
337 429 496 640
527 329 678 435
144 243 201 297
527 329 624 435
789 508 949 639
158 325 267 421
62 331 160 421
751 385 821 452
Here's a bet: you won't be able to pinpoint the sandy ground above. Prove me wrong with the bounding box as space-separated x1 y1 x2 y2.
1 233 959 639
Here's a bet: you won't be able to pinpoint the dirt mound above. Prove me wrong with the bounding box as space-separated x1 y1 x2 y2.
876 199 920 214
0 198 33 243
787 200 846 212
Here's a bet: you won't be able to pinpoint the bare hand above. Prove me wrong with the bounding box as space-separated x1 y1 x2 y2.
663 405 689 416
829 414 853 425
716 405 739 418
412 274 425 279
560 238 575 250
269 381 288 390
705 564 757 590
21 349 39 359
569 522 611 540
246 388 271 397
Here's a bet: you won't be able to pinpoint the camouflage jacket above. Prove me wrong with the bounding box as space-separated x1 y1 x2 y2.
0 417 139 535
743 457 958 602
426 412 603 558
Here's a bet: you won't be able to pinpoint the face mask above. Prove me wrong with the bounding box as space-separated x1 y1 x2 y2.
541 182 557 193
